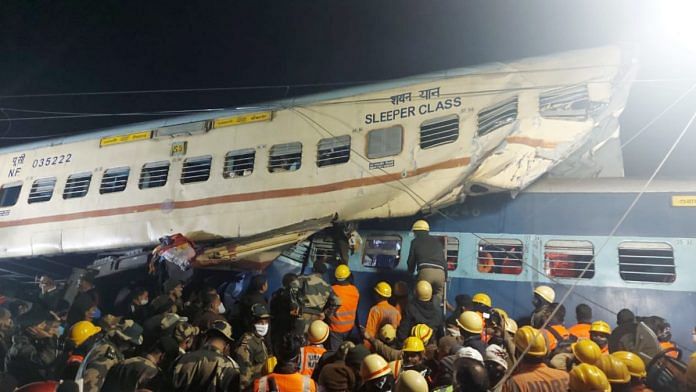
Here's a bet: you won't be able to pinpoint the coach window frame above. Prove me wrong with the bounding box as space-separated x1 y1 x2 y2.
28 177 57 204
362 234 402 269
544 239 596 279
617 241 676 284
223 148 256 178
180 155 213 184
139 161 170 189
63 172 92 200
99 166 131 194
475 238 524 275
366 125 403 159
419 114 460 149
317 135 351 167
0 181 23 207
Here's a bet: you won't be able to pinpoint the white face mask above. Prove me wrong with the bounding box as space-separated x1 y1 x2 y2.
217 303 226 314
255 323 269 337
447 327 461 338
140 299 149 306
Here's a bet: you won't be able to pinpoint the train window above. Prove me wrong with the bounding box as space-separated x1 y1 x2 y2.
477 239 523 275
317 135 351 167
0 182 22 207
477 97 518 137
223 149 255 178
269 142 302 173
367 126 402 159
139 161 170 189
446 237 459 271
100 167 130 194
181 155 212 184
544 240 595 279
420 114 459 149
362 235 401 269
28 178 57 204
539 85 589 121
619 242 675 283
63 173 92 199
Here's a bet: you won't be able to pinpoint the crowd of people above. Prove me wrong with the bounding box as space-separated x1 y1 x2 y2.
0 220 693 391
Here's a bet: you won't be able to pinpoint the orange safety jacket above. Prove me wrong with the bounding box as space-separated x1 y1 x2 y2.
502 362 569 392
659 341 678 358
254 372 317 392
329 283 360 333
298 345 327 376
568 323 591 340
364 300 402 349
542 324 571 351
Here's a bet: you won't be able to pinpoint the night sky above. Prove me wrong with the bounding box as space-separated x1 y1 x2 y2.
1 1 695 177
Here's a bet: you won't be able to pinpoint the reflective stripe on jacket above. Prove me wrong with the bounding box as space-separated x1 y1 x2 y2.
298 345 326 376
329 283 359 333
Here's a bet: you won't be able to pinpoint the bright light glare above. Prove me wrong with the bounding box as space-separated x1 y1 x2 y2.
657 0 696 52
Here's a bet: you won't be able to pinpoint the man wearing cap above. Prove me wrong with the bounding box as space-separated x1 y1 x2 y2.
171 320 240 392
171 318 199 355
193 292 227 331
296 260 341 335
79 319 144 392
406 220 447 305
235 303 272 390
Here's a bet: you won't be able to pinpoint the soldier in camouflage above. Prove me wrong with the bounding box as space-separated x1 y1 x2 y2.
78 319 144 392
296 260 341 334
235 303 272 390
5 311 61 386
170 319 240 392
101 337 178 391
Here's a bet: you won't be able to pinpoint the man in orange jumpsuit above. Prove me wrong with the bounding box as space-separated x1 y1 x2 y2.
568 304 593 340
364 282 401 350
502 326 569 392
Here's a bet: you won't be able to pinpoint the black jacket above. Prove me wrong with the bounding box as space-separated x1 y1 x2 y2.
407 232 446 273
397 299 444 341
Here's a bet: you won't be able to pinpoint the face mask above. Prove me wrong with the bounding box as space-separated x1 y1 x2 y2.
57 325 65 337
446 327 461 338
254 323 269 337
217 303 226 314
140 299 149 306
91 308 102 320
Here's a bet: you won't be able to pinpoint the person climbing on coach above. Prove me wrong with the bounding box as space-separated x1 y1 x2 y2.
397 281 443 342
406 220 447 305
329 264 359 351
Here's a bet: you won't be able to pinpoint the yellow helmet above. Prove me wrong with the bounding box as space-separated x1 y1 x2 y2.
410 324 433 344
393 281 408 297
374 281 392 298
596 354 630 384
457 311 483 334
69 321 102 347
335 264 351 281
493 308 508 320
263 356 278 375
415 280 432 301
611 351 647 378
411 220 430 231
514 326 548 357
572 339 602 365
396 370 428 392
402 336 426 353
590 320 612 335
569 363 611 392
533 285 555 303
505 317 518 335
379 324 396 343
308 320 330 344
472 293 492 308
361 354 392 381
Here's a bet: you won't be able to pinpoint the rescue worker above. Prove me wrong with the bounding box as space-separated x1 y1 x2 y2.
529 285 555 328
299 320 329 376
457 311 488 357
596 354 631 391
397 281 443 342
360 353 395 392
365 324 402 362
317 341 357 391
5 310 62 386
239 274 269 332
123 287 149 324
396 369 428 392
150 279 184 316
568 363 611 392
453 354 490 392
235 303 272 389
611 351 653 391
568 303 593 340
37 275 68 314
392 281 409 317
101 337 177 392
270 273 301 349
471 293 492 342
80 319 144 392
365 281 401 349
329 264 359 351
0 307 13 371
656 322 678 358
590 320 611 353
193 292 227 331
401 336 431 382
484 344 509 388
609 309 637 353
296 260 341 334
550 338 602 371
541 303 574 353
254 334 317 392
170 320 240 392
61 321 103 379
172 320 199 355
67 272 100 327
406 220 447 304
502 326 569 392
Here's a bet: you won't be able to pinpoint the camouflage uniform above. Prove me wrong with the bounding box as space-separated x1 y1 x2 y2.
296 273 341 333
171 343 240 392
100 355 160 392
235 332 270 390
5 333 59 386
80 338 124 392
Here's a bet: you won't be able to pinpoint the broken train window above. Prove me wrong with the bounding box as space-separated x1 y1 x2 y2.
477 97 518 137
539 85 590 121
269 142 302 173
317 135 351 167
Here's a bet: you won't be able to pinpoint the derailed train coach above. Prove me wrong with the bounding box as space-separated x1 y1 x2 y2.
268 177 696 356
